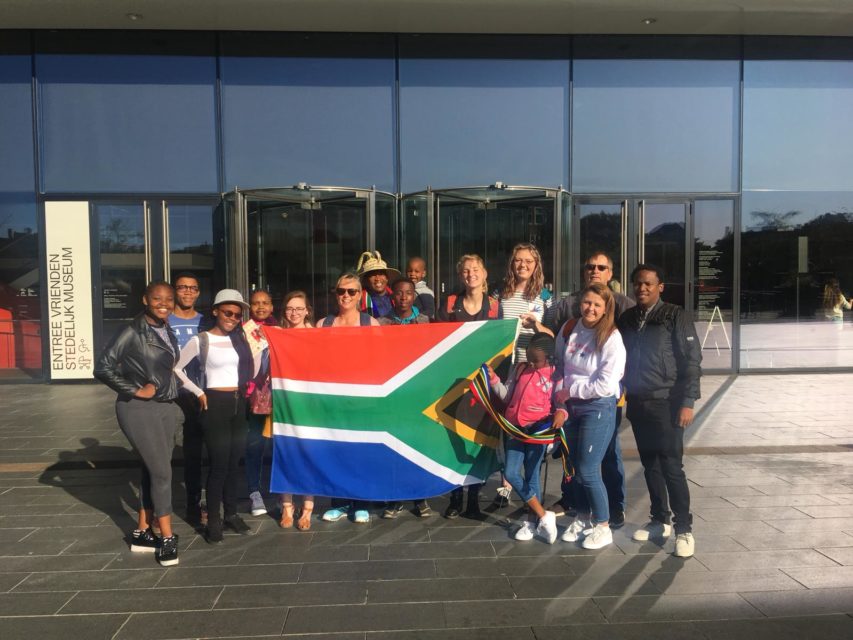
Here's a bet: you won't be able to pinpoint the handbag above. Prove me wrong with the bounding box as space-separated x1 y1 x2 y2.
249 377 272 415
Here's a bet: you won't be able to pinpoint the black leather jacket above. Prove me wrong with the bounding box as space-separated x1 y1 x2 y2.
617 301 702 408
94 313 180 402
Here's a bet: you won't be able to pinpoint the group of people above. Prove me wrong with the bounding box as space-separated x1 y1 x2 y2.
94 243 702 567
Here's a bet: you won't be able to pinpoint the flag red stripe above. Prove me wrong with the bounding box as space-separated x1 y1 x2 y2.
266 323 463 384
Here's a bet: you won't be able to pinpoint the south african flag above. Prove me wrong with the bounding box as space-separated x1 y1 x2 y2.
266 320 517 501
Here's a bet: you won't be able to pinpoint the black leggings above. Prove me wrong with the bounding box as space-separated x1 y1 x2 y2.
202 390 247 521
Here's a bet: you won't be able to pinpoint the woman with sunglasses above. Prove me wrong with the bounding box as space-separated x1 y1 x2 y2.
319 274 378 524
278 290 316 530
175 289 259 543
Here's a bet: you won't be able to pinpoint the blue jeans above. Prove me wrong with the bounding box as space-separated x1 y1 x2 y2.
504 437 546 503
245 412 268 494
602 406 626 513
567 396 617 524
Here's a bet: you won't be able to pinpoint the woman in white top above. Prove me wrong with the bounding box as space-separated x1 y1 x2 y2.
175 289 259 544
553 282 626 551
498 243 553 363
823 278 851 322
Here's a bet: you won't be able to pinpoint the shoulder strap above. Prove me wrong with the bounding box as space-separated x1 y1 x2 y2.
445 294 458 314
322 315 335 327
561 317 578 339
198 331 209 372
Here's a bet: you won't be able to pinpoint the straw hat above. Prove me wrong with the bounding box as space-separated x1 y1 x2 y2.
356 251 401 279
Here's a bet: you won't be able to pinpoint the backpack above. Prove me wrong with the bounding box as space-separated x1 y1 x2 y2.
446 293 499 319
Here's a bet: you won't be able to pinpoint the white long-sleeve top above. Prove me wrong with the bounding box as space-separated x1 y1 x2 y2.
555 321 626 400
174 332 261 397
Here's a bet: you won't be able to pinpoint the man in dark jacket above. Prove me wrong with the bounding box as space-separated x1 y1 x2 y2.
617 264 701 558
546 252 634 528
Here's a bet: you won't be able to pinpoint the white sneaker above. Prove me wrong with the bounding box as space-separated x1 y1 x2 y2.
582 524 613 550
561 517 590 542
249 491 267 517
674 532 695 558
536 511 558 545
632 520 672 542
514 520 536 541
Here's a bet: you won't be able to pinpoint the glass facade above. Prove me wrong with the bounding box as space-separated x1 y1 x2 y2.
2 31 852 379
0 37 41 379
741 39 853 368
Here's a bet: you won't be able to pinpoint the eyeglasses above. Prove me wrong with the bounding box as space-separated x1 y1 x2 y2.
585 264 610 272
218 309 242 319
336 288 360 297
175 284 199 292
285 306 306 313
513 259 536 266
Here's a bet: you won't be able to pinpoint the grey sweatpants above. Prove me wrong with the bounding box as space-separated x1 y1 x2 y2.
116 397 181 518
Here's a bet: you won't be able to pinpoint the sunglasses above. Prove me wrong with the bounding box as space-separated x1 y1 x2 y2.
218 309 242 319
336 288 360 297
585 264 610 272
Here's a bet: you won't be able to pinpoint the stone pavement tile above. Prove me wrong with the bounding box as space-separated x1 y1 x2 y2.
60 585 222 614
0 528 34 542
492 540 623 558
367 576 514 603
13 568 164 592
309 525 431 546
299 559 435 583
367 627 535 639
741 587 853 617
693 520 798 537
0 513 108 528
726 494 839 507
593 593 763 622
157 563 302 588
0 591 75 615
689 485 765 497
240 542 368 564
697 615 853 640
509 572 660 598
0 613 128 640
783 566 853 589
284 602 445 634
764 484 853 495
696 549 840 571
434 556 572 579
216 580 367 608
370 541 496 561
798 505 853 518
690 496 740 509
445 596 604 627
827 494 853 505
286 634 364 640
693 506 811 521
732 531 853 550
648 568 805 594
0 553 115 573
765 517 853 533
428 524 517 542
564 553 710 575
106 545 246 569
614 534 746 554
533 620 707 639
816 547 853 565
0 573 27 592
690 476 789 487
116 606 288 639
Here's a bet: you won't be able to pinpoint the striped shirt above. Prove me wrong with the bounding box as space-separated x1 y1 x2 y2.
499 290 553 362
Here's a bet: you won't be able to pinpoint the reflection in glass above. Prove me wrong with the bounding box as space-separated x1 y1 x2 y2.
693 200 735 370
97 203 146 343
643 202 686 309
373 193 399 271
400 194 430 287
741 191 853 368
168 203 215 310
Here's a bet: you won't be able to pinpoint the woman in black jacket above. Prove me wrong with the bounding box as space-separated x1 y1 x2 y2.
94 281 183 567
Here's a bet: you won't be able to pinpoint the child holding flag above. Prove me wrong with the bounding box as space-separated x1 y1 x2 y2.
487 333 564 544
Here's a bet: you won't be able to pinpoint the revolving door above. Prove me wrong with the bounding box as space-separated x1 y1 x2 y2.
401 185 569 300
223 185 398 318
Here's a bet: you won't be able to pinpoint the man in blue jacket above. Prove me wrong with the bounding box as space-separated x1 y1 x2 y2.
617 264 701 558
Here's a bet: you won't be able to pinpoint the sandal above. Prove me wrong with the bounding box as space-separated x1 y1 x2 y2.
279 503 294 529
296 507 312 531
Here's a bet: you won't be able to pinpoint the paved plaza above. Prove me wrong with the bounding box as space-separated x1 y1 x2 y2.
1 374 852 639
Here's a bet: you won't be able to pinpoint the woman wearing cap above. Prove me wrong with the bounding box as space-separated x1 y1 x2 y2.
356 250 400 319
175 289 260 543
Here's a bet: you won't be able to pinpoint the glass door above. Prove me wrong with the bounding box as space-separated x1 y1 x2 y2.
640 200 689 309
428 186 561 300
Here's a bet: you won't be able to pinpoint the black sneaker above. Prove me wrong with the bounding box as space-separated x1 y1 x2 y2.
130 527 159 553
224 514 252 535
157 535 179 567
382 502 405 519
610 510 626 529
444 505 461 519
414 501 433 517
206 518 223 544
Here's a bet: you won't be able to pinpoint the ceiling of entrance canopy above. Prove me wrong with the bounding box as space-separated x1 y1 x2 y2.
3 1 853 36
